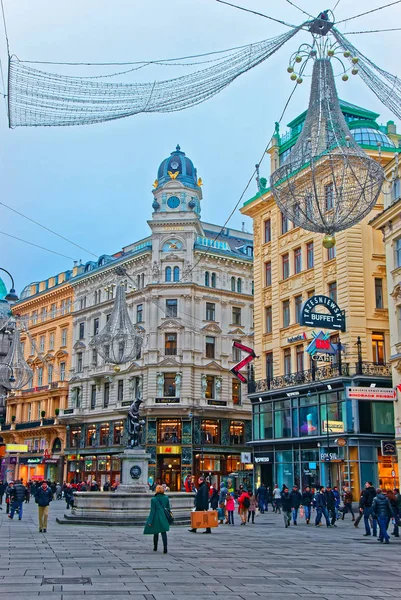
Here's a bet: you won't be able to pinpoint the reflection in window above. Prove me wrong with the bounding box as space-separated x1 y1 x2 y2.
201 419 220 444
113 421 124 445
100 424 110 445
86 426 96 447
164 373 176 397
274 407 291 438
299 405 318 437
157 419 181 443
372 332 385 364
230 421 244 444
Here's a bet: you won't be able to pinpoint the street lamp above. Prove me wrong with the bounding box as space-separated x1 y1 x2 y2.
0 268 19 303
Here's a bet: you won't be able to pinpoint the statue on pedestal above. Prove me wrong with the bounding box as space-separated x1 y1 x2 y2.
127 398 145 448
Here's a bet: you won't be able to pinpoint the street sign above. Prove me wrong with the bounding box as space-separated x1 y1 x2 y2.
241 452 251 463
230 341 256 384
346 387 396 401
336 437 347 447
381 440 397 456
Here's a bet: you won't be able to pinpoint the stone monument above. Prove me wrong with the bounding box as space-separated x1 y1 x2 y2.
118 398 151 493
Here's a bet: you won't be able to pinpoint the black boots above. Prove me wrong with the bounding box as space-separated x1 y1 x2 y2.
163 546 167 554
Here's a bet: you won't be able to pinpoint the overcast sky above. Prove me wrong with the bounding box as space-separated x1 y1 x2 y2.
1 0 401 294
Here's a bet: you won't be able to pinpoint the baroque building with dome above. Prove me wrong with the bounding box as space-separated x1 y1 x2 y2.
53 145 254 490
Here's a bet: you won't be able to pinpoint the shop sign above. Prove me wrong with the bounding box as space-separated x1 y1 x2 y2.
301 295 346 331
207 400 227 406
254 452 274 464
287 333 307 344
321 452 338 461
346 387 396 401
20 457 42 465
322 420 344 433
336 437 347 447
6 444 28 453
381 440 397 456
241 452 251 463
63 409 74 415
155 398 180 403
306 331 337 358
43 458 59 464
157 445 182 454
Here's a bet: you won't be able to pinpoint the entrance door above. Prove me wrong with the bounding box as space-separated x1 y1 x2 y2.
260 463 273 489
157 455 181 491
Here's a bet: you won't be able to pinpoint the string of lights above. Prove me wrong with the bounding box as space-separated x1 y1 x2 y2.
0 230 77 260
336 0 401 24
215 0 300 28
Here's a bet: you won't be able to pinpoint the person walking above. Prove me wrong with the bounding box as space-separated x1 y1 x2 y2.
189 477 212 534
391 488 401 538
289 485 302 525
302 486 314 524
226 492 235 525
8 479 26 521
144 484 171 553
247 491 257 524
281 486 292 528
256 483 267 513
5 481 14 514
273 484 282 513
35 480 53 533
372 488 393 544
0 479 5 510
333 486 341 520
360 481 377 537
315 487 331 527
238 487 250 525
342 487 355 521
325 486 337 527
209 484 219 511
219 481 229 524
64 484 74 509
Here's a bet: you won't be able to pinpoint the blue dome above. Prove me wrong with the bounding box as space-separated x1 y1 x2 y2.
351 127 396 149
156 145 198 190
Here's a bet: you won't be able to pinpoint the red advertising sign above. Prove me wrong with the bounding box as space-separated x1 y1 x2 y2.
230 341 256 384
346 387 396 401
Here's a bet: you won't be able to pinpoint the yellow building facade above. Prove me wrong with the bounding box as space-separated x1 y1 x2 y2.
241 102 399 495
2 267 78 483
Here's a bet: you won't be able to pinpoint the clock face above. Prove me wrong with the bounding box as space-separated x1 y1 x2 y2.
170 160 179 170
167 196 180 209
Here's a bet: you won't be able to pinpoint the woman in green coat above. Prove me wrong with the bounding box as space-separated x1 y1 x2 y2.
143 485 171 553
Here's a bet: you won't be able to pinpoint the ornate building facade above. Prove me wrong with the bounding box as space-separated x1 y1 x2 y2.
61 146 254 490
242 101 400 495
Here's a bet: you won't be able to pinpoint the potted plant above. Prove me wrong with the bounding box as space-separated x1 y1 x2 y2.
55 408 60 416
11 415 16 422
41 410 46 419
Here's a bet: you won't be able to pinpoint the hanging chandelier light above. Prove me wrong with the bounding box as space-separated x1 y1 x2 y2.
90 281 143 371
271 45 385 247
0 328 33 390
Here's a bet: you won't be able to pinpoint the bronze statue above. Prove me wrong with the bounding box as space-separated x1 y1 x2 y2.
127 398 145 448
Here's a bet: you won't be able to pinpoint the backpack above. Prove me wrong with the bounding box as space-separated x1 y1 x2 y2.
243 495 250 509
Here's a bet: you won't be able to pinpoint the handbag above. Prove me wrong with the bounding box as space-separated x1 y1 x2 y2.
157 496 174 524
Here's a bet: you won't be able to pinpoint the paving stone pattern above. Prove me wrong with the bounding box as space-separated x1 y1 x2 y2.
0 499 400 599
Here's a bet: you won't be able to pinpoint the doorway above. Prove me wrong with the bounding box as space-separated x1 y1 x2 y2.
260 463 273 489
157 454 181 491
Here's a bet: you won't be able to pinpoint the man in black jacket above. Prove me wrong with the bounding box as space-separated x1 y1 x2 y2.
8 479 26 521
360 481 377 537
35 481 53 533
302 486 314 524
189 477 211 534
289 485 302 525
0 479 5 509
324 486 337 526
372 489 393 543
281 486 292 528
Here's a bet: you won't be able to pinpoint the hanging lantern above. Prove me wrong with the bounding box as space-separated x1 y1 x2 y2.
270 58 385 242
90 283 143 365
0 328 33 390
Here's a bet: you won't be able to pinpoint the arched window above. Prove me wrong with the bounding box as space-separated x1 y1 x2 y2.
141 273 145 288
211 272 216 288
231 277 236 292
205 271 210 287
237 278 242 293
173 267 180 282
165 267 172 282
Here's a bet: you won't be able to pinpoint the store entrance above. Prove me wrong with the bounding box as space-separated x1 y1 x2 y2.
260 463 273 489
157 454 181 491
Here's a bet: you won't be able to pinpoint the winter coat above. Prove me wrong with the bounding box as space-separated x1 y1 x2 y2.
143 493 171 535
35 486 53 507
325 490 336 509
280 491 292 511
289 490 302 508
372 493 393 519
226 495 235 511
333 490 340 507
248 496 257 512
273 487 282 499
238 491 250 511
343 490 353 504
315 492 327 508
0 482 5 496
11 483 26 503
256 485 267 499
64 487 74 502
219 484 228 504
360 486 376 508
195 482 209 511
302 490 314 506
209 488 219 510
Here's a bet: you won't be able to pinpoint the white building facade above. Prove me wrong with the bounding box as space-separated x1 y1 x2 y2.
62 146 254 490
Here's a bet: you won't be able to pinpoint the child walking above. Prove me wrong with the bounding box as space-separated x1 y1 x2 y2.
226 492 235 525
247 491 257 523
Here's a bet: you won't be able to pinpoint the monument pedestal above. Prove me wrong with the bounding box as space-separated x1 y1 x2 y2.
117 447 151 493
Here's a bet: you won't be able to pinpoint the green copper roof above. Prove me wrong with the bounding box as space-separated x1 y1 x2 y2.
0 277 7 300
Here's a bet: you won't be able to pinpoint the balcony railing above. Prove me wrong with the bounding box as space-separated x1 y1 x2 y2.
249 361 391 394
20 381 64 395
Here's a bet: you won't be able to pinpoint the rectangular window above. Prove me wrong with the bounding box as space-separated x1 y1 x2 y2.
282 253 289 280
61 300 66 316
264 219 271 243
283 348 292 375
372 401 394 434
295 295 303 324
79 322 85 340
92 348 98 366
392 177 400 202
77 352 83 372
114 421 124 444
51 303 57 318
79 296 87 310
30 340 35 355
21 341 25 357
232 341 241 362
205 336 215 359
232 307 241 325
328 281 337 303
327 245 336 260
104 382 110 408
265 261 272 286
325 182 334 210
47 364 53 384
296 345 304 373
375 278 383 309
201 419 220 444
41 307 47 322
157 419 182 443
205 376 215 400
136 304 143 323
306 241 314 269
49 333 55 351
165 333 177 355
166 299 177 318
266 352 273 380
32 311 38 325
91 385 96 409
39 335 45 353
265 306 272 333
118 380 124 403
60 362 65 382
372 332 385 364
100 424 109 446
206 302 215 321
164 373 176 397
281 212 289 234
230 421 244 443
232 381 241 406
38 367 43 387
294 247 302 274
93 318 99 336
282 299 290 328
61 328 67 347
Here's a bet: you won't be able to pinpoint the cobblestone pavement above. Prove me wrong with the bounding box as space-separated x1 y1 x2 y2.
0 498 400 600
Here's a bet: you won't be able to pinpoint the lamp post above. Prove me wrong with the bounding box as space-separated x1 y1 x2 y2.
0 268 19 303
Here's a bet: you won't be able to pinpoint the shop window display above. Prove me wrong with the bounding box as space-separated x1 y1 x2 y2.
201 419 220 445
157 419 181 443
229 421 244 445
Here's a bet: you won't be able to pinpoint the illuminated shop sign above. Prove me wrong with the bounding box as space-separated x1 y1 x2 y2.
301 295 345 331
